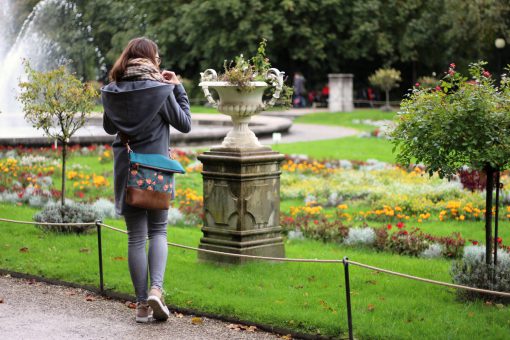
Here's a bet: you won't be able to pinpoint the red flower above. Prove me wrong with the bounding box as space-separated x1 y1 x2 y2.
387 224 392 230
497 237 502 244
403 231 409 235
435 85 441 91
450 63 456 68
314 220 319 225
448 69 455 76
397 222 404 229
415 82 420 87
471 240 479 245
482 70 491 78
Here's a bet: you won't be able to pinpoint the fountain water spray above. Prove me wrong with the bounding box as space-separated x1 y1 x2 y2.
0 0 106 113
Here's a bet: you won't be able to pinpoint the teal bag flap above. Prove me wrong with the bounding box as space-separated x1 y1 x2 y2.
129 151 185 174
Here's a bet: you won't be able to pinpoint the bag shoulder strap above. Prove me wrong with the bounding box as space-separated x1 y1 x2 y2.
118 132 132 153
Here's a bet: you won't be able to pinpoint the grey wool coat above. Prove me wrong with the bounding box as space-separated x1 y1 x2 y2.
101 80 192 215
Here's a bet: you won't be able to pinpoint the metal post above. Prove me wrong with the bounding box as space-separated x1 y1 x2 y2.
494 171 501 267
342 257 354 340
96 220 104 294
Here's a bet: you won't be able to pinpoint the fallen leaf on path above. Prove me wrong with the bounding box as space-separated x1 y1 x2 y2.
19 247 29 253
227 324 258 332
85 295 96 302
27 279 36 285
279 334 292 340
125 301 136 309
367 304 375 312
468 312 475 317
79 248 90 253
173 312 184 318
191 317 203 325
112 256 127 261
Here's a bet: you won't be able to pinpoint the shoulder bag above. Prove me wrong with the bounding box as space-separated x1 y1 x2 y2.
120 133 185 210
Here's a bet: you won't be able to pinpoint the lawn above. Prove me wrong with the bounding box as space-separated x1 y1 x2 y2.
294 109 396 132
0 203 509 339
272 136 396 163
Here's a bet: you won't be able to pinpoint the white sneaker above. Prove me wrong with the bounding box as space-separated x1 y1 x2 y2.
147 287 169 321
135 302 153 323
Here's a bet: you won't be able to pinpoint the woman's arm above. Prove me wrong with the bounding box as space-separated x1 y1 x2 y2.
160 84 192 133
103 112 118 135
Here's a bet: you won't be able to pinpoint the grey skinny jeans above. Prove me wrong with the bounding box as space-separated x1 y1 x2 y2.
124 209 169 302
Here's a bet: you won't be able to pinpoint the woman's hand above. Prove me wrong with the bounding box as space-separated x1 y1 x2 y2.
161 70 181 85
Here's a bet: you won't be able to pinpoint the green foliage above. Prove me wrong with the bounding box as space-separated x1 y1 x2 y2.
416 75 439 89
220 54 255 91
18 62 98 143
391 61 510 178
369 68 402 92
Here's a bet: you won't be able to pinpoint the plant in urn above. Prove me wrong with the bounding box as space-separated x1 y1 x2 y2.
199 39 288 149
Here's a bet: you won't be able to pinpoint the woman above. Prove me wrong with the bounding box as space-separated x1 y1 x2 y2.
101 37 191 323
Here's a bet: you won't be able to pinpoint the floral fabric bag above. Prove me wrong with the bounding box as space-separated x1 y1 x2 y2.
125 148 185 210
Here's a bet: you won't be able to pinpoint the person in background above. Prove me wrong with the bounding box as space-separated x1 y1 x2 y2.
293 72 307 108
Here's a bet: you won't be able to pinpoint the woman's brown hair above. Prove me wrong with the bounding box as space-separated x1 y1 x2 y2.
109 37 159 82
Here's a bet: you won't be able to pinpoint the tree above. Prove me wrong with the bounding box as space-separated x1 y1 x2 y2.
18 62 98 206
391 62 510 266
369 68 401 111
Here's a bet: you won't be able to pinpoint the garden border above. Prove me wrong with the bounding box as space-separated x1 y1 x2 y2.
1 217 510 340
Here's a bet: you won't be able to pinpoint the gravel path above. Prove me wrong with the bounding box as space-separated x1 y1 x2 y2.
0 275 286 340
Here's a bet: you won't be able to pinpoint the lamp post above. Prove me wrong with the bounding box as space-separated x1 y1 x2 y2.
495 38 506 81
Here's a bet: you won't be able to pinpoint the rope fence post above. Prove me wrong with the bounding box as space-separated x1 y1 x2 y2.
95 219 104 295
342 257 354 340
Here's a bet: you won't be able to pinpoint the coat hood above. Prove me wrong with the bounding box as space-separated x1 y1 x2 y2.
101 80 173 136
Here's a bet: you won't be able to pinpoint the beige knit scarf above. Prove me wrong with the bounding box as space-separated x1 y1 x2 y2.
122 58 170 84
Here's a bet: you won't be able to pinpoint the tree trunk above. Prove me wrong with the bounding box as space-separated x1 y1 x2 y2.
61 142 67 207
485 165 494 265
385 89 390 110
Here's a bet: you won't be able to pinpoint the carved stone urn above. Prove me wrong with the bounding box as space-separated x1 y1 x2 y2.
197 68 286 264
199 68 284 148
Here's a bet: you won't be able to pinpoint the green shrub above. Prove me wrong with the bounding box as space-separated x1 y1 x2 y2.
33 202 99 233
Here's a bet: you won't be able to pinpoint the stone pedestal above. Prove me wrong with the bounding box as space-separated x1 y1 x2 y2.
197 146 286 264
328 74 354 112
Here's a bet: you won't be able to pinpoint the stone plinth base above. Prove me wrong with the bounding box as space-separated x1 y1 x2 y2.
197 147 285 264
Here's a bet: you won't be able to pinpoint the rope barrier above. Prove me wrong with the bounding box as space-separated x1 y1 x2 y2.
0 217 96 226
346 259 510 297
96 223 342 263
1 216 509 297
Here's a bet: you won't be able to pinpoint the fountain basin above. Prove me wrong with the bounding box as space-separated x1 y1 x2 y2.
0 113 292 147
